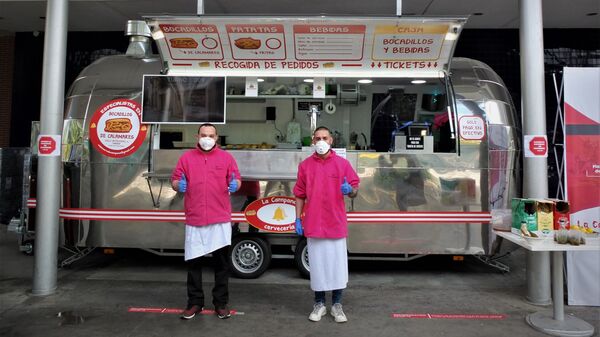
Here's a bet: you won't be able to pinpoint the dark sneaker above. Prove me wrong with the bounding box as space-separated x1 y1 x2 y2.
181 305 202 320
215 306 231 319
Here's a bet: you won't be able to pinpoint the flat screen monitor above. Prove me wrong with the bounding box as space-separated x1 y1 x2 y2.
408 123 430 137
142 75 226 124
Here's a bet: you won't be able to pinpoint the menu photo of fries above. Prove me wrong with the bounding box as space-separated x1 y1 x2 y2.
234 37 261 50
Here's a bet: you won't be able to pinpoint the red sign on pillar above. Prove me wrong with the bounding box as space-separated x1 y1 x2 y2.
524 135 548 157
38 135 60 156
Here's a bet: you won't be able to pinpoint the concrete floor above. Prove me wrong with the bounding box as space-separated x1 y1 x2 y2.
0 229 598 337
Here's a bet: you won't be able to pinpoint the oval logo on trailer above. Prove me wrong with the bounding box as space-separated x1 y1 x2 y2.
244 196 296 233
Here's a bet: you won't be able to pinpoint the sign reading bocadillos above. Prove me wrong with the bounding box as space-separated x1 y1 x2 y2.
146 16 466 77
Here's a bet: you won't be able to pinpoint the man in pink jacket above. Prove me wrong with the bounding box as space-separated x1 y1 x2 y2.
171 123 241 320
293 126 360 323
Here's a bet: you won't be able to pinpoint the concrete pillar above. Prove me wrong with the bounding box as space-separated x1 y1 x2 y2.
519 0 551 305
32 0 68 296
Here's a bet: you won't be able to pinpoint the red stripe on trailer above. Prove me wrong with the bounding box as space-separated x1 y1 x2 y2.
127 307 240 315
391 313 506 320
28 199 491 224
172 63 192 66
341 63 362 67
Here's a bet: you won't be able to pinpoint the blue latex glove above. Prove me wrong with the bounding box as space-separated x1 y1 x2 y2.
341 177 353 195
178 173 187 193
228 173 238 193
295 218 303 236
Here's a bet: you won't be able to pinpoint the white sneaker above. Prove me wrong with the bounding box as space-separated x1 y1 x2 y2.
330 303 347 323
308 302 327 322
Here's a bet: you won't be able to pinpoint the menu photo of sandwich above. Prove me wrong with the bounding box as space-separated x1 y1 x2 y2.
104 118 132 133
169 38 199 49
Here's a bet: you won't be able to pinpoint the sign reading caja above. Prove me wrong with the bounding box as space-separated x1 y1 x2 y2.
89 99 148 158
244 196 297 233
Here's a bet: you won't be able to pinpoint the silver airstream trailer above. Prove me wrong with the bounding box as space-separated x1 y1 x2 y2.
16 17 520 278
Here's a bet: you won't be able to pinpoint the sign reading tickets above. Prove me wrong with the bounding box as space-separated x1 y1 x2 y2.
89 99 148 158
147 17 465 76
244 196 296 233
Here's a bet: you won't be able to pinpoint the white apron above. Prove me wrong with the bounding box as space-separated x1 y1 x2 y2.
184 222 231 261
307 237 348 291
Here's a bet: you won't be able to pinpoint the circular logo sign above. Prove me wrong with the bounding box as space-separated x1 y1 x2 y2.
528 136 547 156
244 196 296 233
38 136 57 155
89 99 147 158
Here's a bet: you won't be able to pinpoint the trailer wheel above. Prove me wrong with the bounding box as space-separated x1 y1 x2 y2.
21 240 34 256
294 239 310 279
229 236 271 279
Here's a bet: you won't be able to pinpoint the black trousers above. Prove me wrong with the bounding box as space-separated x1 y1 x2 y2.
186 245 230 308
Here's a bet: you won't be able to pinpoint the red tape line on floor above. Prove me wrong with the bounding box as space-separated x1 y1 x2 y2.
128 307 243 315
392 313 506 320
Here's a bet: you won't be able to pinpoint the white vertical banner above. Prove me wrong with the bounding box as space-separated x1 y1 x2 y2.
564 67 600 306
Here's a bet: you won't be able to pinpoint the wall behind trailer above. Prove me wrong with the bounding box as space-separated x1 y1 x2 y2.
9 32 128 148
0 33 15 148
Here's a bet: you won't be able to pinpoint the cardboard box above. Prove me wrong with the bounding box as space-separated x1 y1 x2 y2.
548 199 570 230
534 199 554 236
511 198 537 234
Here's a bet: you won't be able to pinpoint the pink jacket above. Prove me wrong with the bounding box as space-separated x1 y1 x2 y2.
171 147 240 226
293 150 360 239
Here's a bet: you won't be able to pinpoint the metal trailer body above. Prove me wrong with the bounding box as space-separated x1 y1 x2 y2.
18 20 521 276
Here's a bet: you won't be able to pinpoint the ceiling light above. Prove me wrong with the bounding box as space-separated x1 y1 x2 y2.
257 78 264 82
303 79 314 83
445 32 458 40
151 29 164 40
357 79 372 84
411 80 426 84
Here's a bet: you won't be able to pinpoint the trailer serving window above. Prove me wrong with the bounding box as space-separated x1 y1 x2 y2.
153 76 456 154
359 76 456 153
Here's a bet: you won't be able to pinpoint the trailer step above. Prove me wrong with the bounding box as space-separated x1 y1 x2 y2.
59 247 96 268
472 254 510 273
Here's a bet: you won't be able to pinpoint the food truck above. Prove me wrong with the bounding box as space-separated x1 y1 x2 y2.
16 16 521 277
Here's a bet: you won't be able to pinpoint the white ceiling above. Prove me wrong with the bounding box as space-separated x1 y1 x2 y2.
0 0 598 33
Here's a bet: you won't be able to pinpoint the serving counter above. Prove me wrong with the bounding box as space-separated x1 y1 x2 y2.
149 147 495 255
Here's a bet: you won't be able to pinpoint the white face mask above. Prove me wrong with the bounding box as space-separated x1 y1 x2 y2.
199 137 216 151
314 140 330 155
